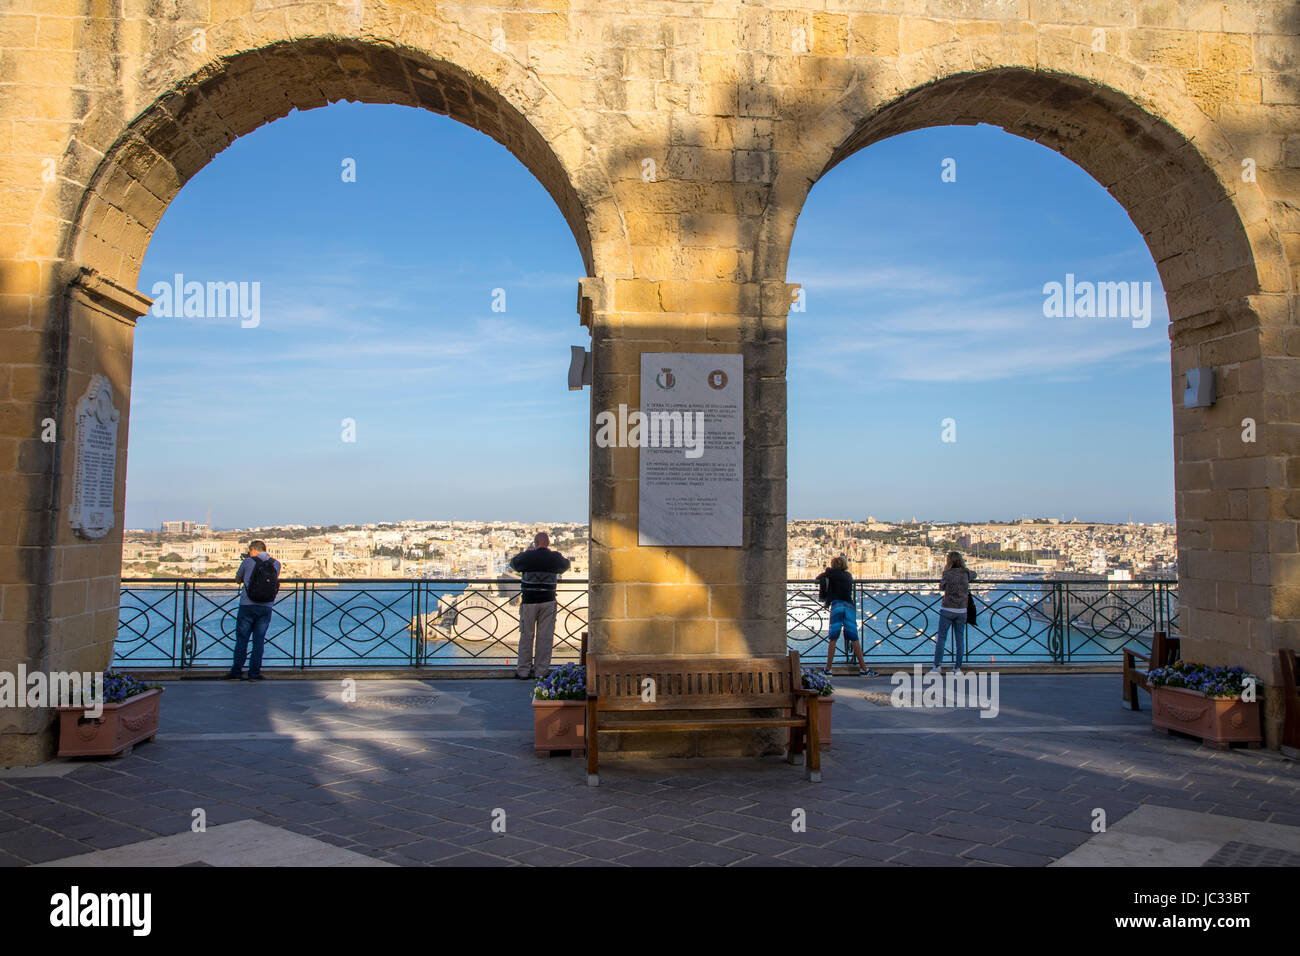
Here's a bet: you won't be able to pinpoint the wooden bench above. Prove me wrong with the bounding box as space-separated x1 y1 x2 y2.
1280 649 1300 753
1122 630 1180 711
584 652 821 786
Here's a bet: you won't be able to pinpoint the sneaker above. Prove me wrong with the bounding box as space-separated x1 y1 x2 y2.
246 674 264 682
858 668 879 677
221 672 241 681
953 668 964 676
822 667 834 676
928 667 942 676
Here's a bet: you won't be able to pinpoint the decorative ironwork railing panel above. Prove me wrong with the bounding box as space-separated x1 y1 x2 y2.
117 577 1175 669
786 578 1178 666
116 578 588 668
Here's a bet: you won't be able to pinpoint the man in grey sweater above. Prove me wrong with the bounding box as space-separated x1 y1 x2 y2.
509 532 571 680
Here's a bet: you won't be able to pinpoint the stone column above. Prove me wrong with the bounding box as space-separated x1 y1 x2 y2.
0 270 148 765
1172 290 1300 748
583 188 795 754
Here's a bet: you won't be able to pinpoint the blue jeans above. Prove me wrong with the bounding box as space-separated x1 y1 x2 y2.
934 609 966 669
828 600 859 644
232 605 273 676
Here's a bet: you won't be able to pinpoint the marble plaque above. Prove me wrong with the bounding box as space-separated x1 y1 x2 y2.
70 375 120 539
638 352 743 547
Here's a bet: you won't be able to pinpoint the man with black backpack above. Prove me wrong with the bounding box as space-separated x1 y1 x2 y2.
224 539 281 682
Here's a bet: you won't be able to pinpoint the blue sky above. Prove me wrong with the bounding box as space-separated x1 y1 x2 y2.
128 102 1173 529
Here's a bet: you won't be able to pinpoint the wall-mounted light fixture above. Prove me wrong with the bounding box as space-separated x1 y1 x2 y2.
568 346 592 390
1184 367 1215 408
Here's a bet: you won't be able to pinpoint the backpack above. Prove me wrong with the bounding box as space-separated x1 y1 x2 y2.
817 572 832 607
246 557 280 603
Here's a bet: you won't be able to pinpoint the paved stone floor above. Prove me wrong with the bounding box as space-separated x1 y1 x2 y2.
2 674 1298 867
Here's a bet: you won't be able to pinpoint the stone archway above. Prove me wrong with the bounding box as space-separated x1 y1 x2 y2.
2 26 627 764
761 64 1293 742
3 2 1298 763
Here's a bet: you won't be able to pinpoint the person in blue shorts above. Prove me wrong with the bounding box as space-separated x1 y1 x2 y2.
815 555 876 677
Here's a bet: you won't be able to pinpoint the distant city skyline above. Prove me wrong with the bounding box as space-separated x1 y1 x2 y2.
127 103 1175 529
131 513 1174 533
123 514 1176 584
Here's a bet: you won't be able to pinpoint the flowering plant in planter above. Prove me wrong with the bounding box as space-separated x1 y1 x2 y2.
533 663 586 701
801 668 834 697
101 670 161 703
800 668 835 749
57 670 163 758
1147 661 1257 699
531 663 586 755
63 669 160 707
1146 660 1261 748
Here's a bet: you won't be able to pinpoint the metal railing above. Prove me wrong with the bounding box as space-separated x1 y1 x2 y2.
788 578 1178 666
116 576 1176 669
116 578 589 668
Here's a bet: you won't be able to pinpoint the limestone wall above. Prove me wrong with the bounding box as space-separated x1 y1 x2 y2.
0 0 1296 760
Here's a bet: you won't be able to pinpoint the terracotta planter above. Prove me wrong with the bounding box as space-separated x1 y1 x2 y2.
532 698 585 755
1151 686 1261 748
816 695 834 750
56 688 162 758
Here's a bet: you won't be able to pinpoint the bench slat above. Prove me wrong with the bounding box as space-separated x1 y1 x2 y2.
598 718 809 732
592 698 794 711
589 657 797 712
589 657 795 673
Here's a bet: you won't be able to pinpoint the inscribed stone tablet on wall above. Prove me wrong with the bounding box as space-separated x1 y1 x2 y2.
638 353 743 547
70 375 120 539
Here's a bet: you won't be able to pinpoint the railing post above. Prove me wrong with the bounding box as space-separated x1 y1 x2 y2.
1054 582 1067 665
170 582 181 667
413 580 423 668
1158 581 1168 635
1153 581 1161 637
1169 581 1177 636
180 581 192 668
301 583 312 668
293 581 303 670
856 582 865 666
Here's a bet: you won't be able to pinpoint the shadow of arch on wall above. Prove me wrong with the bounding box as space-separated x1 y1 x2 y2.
60 36 626 288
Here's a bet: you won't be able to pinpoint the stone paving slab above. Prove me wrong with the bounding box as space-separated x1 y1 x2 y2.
1052 804 1300 867
37 819 393 867
1 675 1297 867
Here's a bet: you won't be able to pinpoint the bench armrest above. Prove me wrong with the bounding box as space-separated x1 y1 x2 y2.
792 689 821 698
